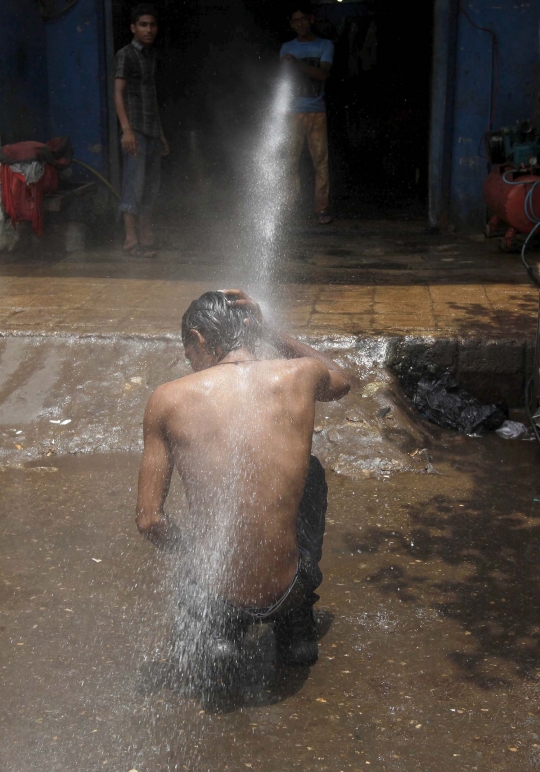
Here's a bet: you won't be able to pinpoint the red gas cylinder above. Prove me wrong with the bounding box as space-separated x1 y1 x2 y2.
483 167 540 234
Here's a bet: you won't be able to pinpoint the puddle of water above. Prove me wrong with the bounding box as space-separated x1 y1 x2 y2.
2 435 540 771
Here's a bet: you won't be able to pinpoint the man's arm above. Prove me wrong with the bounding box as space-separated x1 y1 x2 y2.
114 78 138 156
136 389 178 549
282 56 331 82
265 325 350 401
221 289 351 402
156 105 169 156
160 126 170 156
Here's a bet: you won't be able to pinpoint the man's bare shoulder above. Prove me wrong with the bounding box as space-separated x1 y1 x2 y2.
145 372 203 414
274 356 349 402
277 356 329 377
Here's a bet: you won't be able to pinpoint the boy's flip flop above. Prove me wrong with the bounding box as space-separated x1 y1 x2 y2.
122 241 140 255
317 211 333 225
141 243 158 258
122 243 157 258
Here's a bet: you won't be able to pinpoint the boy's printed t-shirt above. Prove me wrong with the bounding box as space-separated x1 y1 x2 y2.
280 37 334 113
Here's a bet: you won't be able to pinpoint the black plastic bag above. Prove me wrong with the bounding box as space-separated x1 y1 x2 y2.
412 371 508 435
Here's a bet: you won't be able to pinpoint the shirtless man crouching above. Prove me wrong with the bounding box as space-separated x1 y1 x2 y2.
136 289 350 681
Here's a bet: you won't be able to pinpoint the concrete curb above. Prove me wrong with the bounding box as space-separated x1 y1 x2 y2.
386 335 534 406
0 327 535 406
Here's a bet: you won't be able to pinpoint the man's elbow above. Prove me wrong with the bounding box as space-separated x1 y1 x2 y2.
335 377 351 400
317 383 350 403
325 373 351 401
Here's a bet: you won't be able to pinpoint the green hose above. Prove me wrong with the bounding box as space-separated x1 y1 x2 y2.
72 158 120 199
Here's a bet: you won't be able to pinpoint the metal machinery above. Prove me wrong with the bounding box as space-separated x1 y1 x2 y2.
483 121 540 423
483 120 540 251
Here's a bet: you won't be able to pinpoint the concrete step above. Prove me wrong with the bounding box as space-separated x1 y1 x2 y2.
0 332 534 469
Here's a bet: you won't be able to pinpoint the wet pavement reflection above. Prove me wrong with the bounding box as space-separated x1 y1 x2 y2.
2 433 540 771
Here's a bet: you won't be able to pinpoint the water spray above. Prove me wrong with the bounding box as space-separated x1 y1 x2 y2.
243 74 293 290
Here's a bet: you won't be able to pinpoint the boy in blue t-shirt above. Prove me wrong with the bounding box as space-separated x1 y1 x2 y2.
280 4 334 224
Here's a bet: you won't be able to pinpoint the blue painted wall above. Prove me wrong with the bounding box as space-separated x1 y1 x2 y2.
45 0 109 179
1 0 109 180
1 0 50 143
449 1 540 228
5 0 539 225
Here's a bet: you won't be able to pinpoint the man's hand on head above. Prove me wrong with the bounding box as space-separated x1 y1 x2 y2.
219 289 263 331
217 289 351 400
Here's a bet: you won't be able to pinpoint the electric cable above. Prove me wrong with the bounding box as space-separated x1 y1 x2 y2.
502 172 540 289
521 221 540 290
71 159 120 199
501 172 540 436
522 220 540 436
525 375 540 443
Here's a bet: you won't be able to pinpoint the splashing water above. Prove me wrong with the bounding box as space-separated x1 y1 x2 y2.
134 73 296 768
243 74 292 291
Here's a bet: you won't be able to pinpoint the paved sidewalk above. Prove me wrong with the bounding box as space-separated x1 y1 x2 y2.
0 218 537 339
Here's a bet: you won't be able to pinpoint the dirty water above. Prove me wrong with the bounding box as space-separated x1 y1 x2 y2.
0 335 436 475
2 430 540 771
2 333 540 771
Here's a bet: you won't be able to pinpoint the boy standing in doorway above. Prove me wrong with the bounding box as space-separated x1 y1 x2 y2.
114 3 169 257
281 4 334 224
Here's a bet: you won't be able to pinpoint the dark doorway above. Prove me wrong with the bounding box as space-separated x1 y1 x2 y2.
320 0 434 216
111 0 285 218
110 0 433 219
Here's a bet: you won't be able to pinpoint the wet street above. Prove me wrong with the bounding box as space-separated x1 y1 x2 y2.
2 397 540 771
1 214 540 771
4 0 540 764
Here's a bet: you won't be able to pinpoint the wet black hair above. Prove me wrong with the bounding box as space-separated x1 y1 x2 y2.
288 3 313 19
181 291 260 358
131 3 158 24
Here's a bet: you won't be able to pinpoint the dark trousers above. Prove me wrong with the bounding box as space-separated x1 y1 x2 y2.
179 456 327 643
118 131 161 216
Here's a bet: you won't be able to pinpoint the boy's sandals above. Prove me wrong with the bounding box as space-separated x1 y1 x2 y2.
317 210 333 225
141 238 160 258
141 244 158 258
122 242 157 258
122 241 139 255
